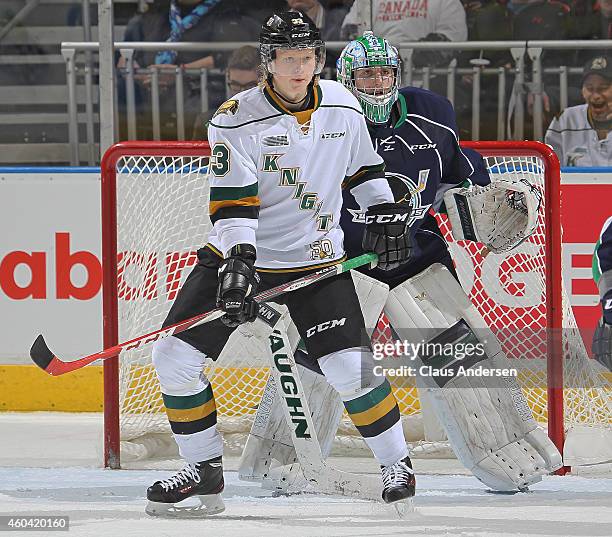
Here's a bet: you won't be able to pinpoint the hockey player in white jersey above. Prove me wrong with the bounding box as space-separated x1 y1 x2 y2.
145 12 415 517
240 32 562 495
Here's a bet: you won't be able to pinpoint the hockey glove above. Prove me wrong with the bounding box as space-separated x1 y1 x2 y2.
443 177 541 253
216 244 260 328
362 201 413 271
592 289 612 371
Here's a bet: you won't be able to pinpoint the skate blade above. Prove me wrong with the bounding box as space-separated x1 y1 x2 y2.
361 497 416 520
393 498 415 519
146 494 225 518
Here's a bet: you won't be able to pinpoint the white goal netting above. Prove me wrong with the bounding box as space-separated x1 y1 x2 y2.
104 143 611 466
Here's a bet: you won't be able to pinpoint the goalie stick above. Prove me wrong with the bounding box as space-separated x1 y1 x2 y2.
264 308 412 515
30 253 378 377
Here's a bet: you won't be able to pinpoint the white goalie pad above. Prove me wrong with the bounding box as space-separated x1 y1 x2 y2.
384 263 562 491
351 269 392 336
444 176 542 253
238 271 390 492
238 364 343 491
248 305 390 501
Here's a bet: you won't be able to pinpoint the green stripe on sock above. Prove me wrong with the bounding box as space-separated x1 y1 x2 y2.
170 411 218 435
163 385 213 410
355 405 400 438
343 380 391 415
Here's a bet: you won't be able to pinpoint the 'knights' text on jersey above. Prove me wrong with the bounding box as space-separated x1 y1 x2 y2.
206 80 393 270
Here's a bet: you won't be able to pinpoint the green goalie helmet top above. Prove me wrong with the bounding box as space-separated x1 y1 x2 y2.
337 31 401 124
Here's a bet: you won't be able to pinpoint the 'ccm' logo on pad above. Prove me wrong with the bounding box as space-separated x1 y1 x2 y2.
306 318 346 338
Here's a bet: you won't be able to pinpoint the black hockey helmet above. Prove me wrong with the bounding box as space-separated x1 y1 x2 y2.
260 11 326 76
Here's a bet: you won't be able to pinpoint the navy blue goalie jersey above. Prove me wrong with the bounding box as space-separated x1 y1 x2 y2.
341 86 490 287
594 217 612 299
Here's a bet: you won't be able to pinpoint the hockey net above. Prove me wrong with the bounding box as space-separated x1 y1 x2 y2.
101 141 611 468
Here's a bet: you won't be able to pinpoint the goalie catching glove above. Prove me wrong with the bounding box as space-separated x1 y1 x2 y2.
362 201 413 271
443 176 542 253
216 244 259 328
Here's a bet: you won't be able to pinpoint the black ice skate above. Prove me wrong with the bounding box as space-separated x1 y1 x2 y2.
146 456 225 517
381 456 416 504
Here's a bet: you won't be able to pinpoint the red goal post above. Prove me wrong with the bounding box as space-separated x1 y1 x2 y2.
100 140 566 470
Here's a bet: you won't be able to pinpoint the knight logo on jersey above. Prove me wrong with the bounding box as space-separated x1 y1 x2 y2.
213 99 239 118
348 170 432 226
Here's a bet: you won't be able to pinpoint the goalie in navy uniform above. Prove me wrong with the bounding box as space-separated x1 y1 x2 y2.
240 32 563 494
144 13 418 517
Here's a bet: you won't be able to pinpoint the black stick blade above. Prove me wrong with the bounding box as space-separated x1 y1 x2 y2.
30 334 55 371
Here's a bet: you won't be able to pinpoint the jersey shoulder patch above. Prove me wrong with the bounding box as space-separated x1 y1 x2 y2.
213 99 239 118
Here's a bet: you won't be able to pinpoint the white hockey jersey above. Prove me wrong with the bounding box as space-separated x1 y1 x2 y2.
206 79 393 270
545 104 612 167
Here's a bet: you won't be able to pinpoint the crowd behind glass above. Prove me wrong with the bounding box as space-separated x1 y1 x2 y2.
1 0 610 165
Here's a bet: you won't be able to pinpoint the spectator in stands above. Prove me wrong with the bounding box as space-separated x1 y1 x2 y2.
507 0 571 40
545 55 612 166
598 0 612 38
117 0 262 139
120 1 261 74
286 0 349 41
462 0 511 42
192 45 260 139
340 0 468 68
459 0 574 139
556 0 609 40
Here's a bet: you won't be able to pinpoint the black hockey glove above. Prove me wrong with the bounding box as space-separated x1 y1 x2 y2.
592 289 612 371
362 201 413 271
216 244 259 328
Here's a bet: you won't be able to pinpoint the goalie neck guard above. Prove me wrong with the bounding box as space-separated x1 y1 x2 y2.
260 11 326 78
337 31 401 124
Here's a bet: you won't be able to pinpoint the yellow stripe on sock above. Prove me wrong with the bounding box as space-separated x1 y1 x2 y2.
165 398 216 423
348 391 398 427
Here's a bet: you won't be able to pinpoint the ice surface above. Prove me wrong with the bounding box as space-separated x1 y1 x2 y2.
1 413 610 537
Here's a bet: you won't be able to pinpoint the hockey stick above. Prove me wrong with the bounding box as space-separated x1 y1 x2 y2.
265 310 384 502
30 252 378 376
